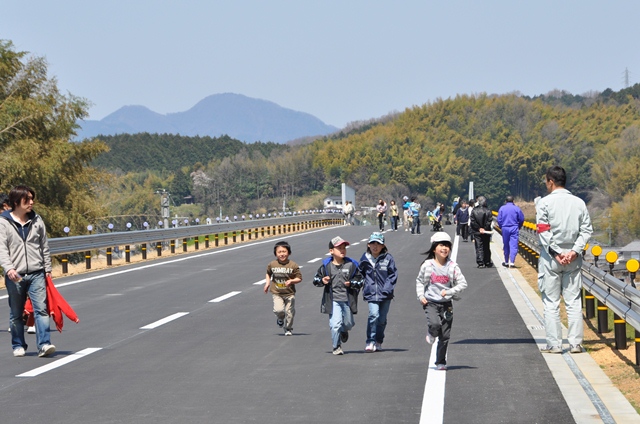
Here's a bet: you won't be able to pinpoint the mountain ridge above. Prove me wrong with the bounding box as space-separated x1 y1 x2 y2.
75 93 338 143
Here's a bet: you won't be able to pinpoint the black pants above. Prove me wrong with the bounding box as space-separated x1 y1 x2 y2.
378 213 385 231
474 233 493 266
457 223 469 241
424 301 453 366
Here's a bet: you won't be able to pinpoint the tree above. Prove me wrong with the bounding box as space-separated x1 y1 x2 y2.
0 40 108 237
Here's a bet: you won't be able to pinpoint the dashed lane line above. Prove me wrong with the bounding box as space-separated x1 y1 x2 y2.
16 348 102 378
140 312 189 329
209 291 242 303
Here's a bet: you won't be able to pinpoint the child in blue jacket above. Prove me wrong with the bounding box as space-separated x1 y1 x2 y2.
359 232 398 352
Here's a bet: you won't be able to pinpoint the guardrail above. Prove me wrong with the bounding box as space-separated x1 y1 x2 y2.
49 213 342 273
501 220 640 365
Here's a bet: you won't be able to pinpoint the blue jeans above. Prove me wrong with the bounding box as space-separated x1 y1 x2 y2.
411 216 421 234
366 299 391 344
329 301 354 349
5 271 51 351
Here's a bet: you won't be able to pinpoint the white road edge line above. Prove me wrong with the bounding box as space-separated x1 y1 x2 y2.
209 291 242 303
254 279 265 285
140 312 189 329
16 347 102 378
419 233 459 424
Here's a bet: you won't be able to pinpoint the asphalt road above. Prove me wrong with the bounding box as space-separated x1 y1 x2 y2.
0 224 576 424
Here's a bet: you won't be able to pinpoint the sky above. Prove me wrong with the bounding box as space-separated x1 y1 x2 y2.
2 1 639 128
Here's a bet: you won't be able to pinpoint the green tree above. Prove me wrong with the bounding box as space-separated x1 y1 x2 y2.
0 40 108 237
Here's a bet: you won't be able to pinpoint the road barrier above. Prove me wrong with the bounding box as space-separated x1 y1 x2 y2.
50 213 342 272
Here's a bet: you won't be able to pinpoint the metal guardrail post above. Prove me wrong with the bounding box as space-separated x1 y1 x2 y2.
125 245 130 263
584 289 595 318
261 227 265 237
182 238 187 252
224 233 228 245
205 235 210 248
106 247 112 265
194 236 199 250
597 299 609 333
170 240 175 254
233 232 237 243
614 313 627 349
142 243 147 260
62 254 68 274
215 234 219 247
241 230 245 242
85 251 91 269
248 228 251 240
156 242 162 256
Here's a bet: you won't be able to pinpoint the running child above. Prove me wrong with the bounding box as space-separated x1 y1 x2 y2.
359 232 397 352
415 232 468 370
313 236 364 355
264 241 302 336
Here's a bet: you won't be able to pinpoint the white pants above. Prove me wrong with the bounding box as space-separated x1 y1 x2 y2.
538 253 583 347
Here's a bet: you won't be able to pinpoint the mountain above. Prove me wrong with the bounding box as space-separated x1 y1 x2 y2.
74 93 338 143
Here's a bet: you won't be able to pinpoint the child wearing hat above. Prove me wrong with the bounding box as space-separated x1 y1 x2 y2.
359 232 398 352
313 236 364 355
415 232 468 370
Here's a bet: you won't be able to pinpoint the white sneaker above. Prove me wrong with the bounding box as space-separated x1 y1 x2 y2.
365 342 375 352
13 347 25 357
374 342 382 352
426 332 436 345
27 326 36 334
38 344 56 357
284 330 292 336
436 363 447 370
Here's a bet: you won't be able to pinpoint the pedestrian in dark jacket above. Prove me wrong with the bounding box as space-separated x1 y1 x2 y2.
454 200 470 242
359 232 397 352
470 196 494 268
313 236 364 355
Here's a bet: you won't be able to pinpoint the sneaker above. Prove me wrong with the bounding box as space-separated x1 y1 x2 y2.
38 344 56 358
13 347 25 357
426 332 435 345
365 342 375 352
509 264 516 268
477 264 485 269
570 344 583 354
340 331 349 344
27 326 35 334
332 346 344 355
276 318 284 328
284 330 292 336
436 363 447 370
374 342 382 352
502 262 509 267
540 345 562 354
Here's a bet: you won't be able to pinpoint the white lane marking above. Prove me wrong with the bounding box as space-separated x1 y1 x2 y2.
140 312 189 329
254 279 266 285
17 348 102 378
351 242 360 246
308 257 323 263
421 343 445 423
209 291 241 303
361 238 368 242
419 233 459 424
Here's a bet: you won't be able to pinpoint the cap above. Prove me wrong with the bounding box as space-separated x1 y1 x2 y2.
329 236 350 249
430 232 452 245
368 232 385 245
403 196 409 201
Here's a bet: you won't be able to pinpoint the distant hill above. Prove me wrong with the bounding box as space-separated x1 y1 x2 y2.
75 93 338 143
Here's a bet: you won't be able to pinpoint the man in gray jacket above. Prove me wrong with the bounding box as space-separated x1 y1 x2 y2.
536 166 592 354
0 185 55 357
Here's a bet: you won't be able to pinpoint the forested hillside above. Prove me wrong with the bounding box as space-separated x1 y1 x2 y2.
91 133 287 172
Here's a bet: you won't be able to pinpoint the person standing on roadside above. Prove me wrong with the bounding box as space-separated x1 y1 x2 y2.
402 196 411 231
376 199 387 232
470 196 493 268
409 196 421 235
0 186 56 358
537 166 592 355
389 200 399 231
497 195 525 268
